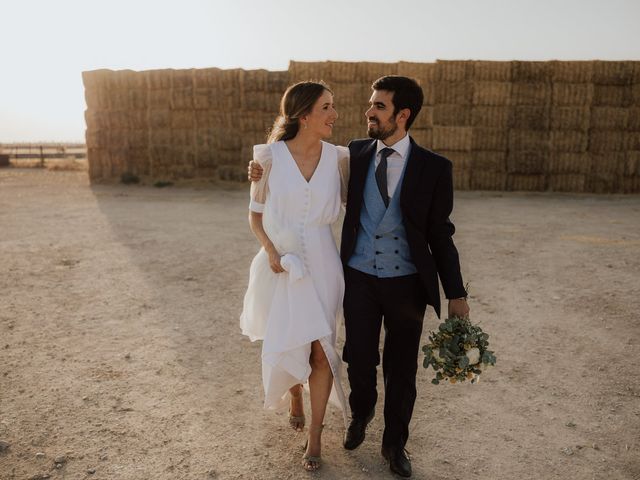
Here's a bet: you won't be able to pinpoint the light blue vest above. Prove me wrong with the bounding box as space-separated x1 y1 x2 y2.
347 150 417 277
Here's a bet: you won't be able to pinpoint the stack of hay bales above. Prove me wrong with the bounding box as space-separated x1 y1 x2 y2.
547 61 593 192
289 61 398 146
83 61 639 193
506 61 551 191
627 62 640 193
84 69 150 180
588 61 633 192
430 61 474 190
469 61 512 190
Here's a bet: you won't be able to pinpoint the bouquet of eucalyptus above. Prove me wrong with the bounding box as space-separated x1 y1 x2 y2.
422 315 496 385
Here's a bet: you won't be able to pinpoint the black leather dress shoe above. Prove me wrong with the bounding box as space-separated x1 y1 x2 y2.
381 446 412 478
343 412 374 450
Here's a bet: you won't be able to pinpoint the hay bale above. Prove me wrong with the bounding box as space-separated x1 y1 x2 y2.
84 111 110 131
170 69 194 89
508 129 550 151
469 170 507 190
170 129 194 147
397 62 437 83
550 61 593 83
592 85 632 107
512 61 551 82
592 61 633 85
551 83 594 106
409 128 433 148
511 83 551 105
436 61 474 82
355 62 398 82
241 69 270 92
171 110 196 129
109 90 130 111
507 174 546 191
548 152 591 174
471 106 510 128
626 108 640 130
453 168 471 190
432 105 471 126
432 126 472 151
437 150 472 170
471 151 507 171
589 131 626 152
266 71 290 93
510 106 550 130
472 128 508 151
590 152 625 175
193 89 215 110
472 82 511 106
127 129 149 149
548 174 587 192
171 87 194 110
585 172 619 193
434 82 474 105
472 61 512 82
194 68 223 88
506 150 547 174
627 132 640 151
550 131 588 152
620 176 640 193
147 69 172 90
550 107 591 131
127 110 147 129
149 128 172 146
632 83 640 105
148 89 172 109
149 109 171 129
410 108 433 129
624 151 640 176
590 107 629 130
127 89 148 110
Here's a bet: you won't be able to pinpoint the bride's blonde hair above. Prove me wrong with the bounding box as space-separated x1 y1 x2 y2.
267 81 332 143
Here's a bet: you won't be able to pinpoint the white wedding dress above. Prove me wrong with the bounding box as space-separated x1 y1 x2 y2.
240 140 350 425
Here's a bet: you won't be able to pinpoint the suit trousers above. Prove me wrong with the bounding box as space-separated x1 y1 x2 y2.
342 266 428 449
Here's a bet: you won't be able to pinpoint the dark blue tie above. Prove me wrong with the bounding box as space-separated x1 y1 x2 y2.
376 147 394 208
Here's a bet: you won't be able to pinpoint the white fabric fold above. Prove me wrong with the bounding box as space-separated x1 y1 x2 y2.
280 253 306 283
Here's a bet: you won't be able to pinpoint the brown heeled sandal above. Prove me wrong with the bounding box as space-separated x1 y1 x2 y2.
302 424 324 471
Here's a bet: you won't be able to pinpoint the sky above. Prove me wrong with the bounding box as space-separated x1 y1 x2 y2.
1 0 639 142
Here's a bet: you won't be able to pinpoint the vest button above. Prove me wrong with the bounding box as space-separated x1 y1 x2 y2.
395 266 399 270
394 236 399 240
375 251 381 255
375 235 381 239
395 250 399 254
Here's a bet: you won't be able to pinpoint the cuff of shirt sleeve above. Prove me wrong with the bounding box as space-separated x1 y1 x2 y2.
249 200 265 213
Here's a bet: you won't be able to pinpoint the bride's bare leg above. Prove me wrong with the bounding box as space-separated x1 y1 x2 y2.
304 340 333 470
289 384 304 431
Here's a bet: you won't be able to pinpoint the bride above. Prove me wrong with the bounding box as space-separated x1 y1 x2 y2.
240 81 349 471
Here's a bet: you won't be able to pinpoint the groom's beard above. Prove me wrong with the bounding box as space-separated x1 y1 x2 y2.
367 116 398 140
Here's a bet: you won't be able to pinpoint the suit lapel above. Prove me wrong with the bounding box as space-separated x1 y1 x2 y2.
351 140 377 205
400 136 425 211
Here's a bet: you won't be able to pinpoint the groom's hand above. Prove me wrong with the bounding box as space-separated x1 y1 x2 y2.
247 160 263 182
448 298 470 318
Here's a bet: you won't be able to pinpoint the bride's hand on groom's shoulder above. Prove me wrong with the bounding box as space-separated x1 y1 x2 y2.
448 298 470 318
247 160 263 182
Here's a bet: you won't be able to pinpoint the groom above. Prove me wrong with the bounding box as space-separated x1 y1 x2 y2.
250 76 469 477
340 76 468 477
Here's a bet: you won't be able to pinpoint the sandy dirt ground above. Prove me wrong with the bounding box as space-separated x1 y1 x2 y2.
1 168 639 480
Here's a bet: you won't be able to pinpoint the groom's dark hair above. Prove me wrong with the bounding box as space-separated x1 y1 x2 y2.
372 76 424 130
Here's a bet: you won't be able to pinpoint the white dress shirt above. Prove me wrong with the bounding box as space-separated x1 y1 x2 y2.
374 133 411 199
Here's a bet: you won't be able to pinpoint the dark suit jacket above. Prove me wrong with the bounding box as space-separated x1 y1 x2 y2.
340 136 467 318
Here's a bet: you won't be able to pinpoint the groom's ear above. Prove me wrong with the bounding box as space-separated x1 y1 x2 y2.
396 108 411 128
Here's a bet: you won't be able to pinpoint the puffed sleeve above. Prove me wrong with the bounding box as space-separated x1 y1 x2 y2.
249 144 273 213
336 145 350 206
